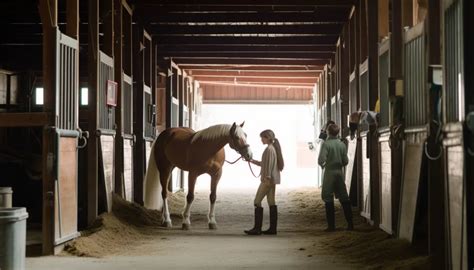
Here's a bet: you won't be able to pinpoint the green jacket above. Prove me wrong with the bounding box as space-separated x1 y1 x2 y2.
318 136 349 170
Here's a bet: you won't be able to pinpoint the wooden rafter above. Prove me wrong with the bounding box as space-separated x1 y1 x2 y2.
139 12 350 23
149 24 343 35
168 58 329 66
188 70 321 78
158 52 334 59
179 65 324 71
134 0 356 6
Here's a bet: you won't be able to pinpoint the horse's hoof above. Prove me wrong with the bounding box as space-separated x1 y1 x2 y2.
162 221 173 228
182 223 191 230
208 223 217 230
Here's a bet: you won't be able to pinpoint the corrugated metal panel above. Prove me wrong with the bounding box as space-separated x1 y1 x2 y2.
445 0 464 123
378 39 390 128
144 85 155 138
404 23 427 128
349 72 358 114
57 31 79 131
123 73 133 135
359 60 369 111
331 95 337 123
98 51 115 130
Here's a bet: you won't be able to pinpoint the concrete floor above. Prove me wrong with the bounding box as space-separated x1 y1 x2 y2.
26 187 360 270
27 234 350 270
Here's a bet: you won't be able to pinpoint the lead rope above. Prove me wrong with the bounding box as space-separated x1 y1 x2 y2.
224 156 260 178
248 161 261 178
224 156 242 164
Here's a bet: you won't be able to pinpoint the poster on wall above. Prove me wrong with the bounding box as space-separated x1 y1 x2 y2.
106 80 117 106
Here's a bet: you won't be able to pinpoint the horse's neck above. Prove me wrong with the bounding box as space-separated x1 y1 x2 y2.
192 124 231 152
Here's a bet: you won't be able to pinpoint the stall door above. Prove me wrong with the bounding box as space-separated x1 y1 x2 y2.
48 30 81 249
444 0 467 268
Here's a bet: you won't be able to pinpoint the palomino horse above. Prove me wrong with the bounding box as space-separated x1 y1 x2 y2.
143 122 252 230
348 111 379 139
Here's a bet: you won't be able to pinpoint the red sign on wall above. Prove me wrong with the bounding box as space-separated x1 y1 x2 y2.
106 80 117 106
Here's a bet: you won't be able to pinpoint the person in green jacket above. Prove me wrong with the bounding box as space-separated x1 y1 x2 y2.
318 124 354 231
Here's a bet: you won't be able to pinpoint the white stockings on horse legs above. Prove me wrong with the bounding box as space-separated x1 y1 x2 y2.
182 201 193 230
208 202 217 229
162 198 172 228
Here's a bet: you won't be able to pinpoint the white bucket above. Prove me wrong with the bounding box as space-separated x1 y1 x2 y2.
0 187 13 208
0 207 29 270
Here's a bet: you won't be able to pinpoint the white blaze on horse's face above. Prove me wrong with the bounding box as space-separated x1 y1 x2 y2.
230 122 253 161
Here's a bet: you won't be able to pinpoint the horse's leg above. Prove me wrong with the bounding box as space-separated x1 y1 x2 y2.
182 172 198 230
160 166 173 228
208 169 222 230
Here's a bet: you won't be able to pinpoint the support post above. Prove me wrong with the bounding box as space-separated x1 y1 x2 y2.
133 24 145 205
87 0 99 225
38 0 57 255
367 0 380 226
427 0 445 266
114 0 124 196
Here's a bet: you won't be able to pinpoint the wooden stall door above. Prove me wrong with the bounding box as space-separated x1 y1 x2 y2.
54 136 79 245
122 74 134 202
398 137 423 243
344 137 357 194
379 134 392 234
98 51 115 212
360 134 371 220
378 39 392 234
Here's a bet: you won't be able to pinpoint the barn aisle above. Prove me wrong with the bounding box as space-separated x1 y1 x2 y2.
26 187 428 270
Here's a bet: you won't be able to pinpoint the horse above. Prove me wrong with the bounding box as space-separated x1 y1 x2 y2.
348 111 379 139
143 122 252 230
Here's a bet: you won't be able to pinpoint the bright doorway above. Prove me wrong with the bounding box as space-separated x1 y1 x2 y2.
195 103 319 190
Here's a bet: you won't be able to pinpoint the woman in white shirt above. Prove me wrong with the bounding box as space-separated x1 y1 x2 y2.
244 129 284 235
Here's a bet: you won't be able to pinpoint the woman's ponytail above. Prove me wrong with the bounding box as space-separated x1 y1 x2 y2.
273 138 284 171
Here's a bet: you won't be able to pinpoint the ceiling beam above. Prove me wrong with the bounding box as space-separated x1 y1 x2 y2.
143 6 349 12
179 65 324 71
169 57 329 66
198 81 314 89
187 70 321 78
149 24 342 35
158 51 334 59
138 11 349 23
156 44 336 52
154 36 338 45
193 76 317 84
134 0 356 6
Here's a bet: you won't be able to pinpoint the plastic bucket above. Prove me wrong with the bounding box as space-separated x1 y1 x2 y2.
0 207 29 270
0 187 12 208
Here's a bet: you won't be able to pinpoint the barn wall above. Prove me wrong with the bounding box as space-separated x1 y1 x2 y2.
201 84 313 103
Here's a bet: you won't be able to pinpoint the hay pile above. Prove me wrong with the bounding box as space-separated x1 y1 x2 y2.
288 188 431 270
64 191 185 257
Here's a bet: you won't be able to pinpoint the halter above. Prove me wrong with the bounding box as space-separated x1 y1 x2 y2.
228 124 251 159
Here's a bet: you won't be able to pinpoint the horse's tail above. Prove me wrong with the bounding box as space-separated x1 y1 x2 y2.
143 139 163 210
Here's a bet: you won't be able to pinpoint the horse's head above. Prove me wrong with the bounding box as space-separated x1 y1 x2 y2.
229 122 253 161
348 111 379 139
349 112 361 140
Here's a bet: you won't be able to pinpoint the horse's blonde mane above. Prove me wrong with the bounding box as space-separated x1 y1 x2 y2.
191 124 232 144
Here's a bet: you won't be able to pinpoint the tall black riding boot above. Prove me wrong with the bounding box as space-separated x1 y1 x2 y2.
324 202 335 232
244 206 263 235
263 205 278 235
342 201 354 230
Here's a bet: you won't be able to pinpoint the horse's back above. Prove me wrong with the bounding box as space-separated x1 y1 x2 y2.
158 127 196 143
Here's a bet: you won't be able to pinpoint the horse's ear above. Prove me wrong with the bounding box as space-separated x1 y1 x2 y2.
239 121 245 127
230 122 236 135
